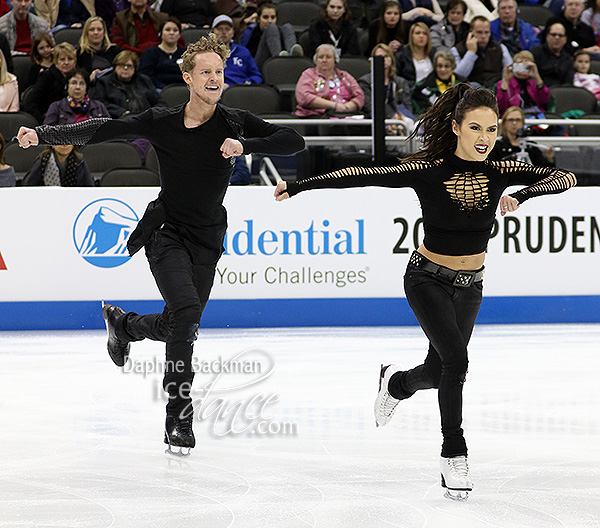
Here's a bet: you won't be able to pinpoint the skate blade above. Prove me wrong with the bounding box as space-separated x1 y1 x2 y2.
165 445 192 457
443 489 469 501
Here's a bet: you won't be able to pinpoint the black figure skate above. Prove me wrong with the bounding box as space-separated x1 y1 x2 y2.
164 415 196 457
102 302 130 367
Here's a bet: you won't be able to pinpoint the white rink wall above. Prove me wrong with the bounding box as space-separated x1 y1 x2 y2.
0 187 598 329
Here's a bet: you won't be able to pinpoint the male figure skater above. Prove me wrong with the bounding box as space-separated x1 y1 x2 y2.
18 33 305 455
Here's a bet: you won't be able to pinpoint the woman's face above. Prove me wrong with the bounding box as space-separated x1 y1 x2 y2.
447 5 465 26
411 26 428 48
375 48 392 72
87 20 105 48
38 39 54 61
574 53 590 74
161 21 181 45
53 144 74 157
259 7 277 30
453 106 498 161
115 58 136 81
56 53 76 75
435 57 453 81
326 0 346 21
383 6 400 27
316 48 336 75
502 109 524 137
67 73 87 100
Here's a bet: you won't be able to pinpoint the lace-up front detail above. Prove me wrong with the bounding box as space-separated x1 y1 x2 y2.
444 172 490 213
447 456 470 481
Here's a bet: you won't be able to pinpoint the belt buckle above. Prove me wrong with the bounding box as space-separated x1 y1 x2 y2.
453 271 474 287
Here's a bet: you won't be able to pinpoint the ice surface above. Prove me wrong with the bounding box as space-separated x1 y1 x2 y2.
0 324 598 527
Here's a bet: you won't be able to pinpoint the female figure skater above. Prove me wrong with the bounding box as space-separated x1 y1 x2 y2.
274 84 576 500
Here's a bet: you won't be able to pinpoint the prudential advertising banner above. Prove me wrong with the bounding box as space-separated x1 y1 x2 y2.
0 187 598 304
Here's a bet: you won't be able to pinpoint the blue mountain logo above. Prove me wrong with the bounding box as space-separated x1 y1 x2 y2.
73 199 139 268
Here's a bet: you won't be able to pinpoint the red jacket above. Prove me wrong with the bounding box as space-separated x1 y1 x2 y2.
495 76 550 115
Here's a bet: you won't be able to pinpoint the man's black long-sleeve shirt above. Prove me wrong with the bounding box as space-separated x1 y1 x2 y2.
36 104 305 255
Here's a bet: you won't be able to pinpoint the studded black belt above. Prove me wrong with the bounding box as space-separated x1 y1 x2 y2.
409 251 484 288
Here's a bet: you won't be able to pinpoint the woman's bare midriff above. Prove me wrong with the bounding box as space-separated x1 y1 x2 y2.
417 245 485 271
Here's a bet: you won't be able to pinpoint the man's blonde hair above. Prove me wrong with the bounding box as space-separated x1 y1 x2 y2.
179 33 230 74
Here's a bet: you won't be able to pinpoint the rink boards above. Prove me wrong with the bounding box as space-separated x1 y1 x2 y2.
0 186 598 330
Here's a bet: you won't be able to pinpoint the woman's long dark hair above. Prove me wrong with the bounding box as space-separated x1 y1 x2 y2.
376 1 405 47
404 83 498 161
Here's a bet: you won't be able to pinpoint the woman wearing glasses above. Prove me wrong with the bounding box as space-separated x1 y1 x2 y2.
89 50 166 118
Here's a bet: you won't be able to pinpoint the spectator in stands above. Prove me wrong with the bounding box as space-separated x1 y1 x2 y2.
430 0 470 52
139 17 186 89
531 21 574 86
97 0 128 32
239 2 304 68
398 0 443 26
90 50 166 117
0 33 12 74
496 50 549 115
582 0 600 38
543 0 597 55
161 0 214 29
462 0 497 22
490 105 555 166
308 0 360 58
77 16 121 81
24 144 94 186
0 0 50 55
452 15 512 87
23 32 53 90
111 0 168 55
395 22 435 87
0 131 15 187
294 43 364 117
212 14 262 87
44 69 109 124
34 0 94 28
412 48 466 115
359 43 415 133
238 3 301 69
0 49 18 111
23 42 76 123
366 0 407 56
490 0 539 56
573 50 600 101
229 156 251 185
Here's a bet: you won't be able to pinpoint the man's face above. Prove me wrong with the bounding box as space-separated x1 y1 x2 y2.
563 0 584 21
498 0 517 26
546 23 567 53
213 22 234 45
129 0 147 10
183 52 224 106
472 20 491 47
13 0 32 19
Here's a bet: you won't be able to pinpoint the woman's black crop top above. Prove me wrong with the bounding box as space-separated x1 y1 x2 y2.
286 153 576 256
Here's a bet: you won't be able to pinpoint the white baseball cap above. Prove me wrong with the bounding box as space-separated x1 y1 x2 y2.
212 15 234 28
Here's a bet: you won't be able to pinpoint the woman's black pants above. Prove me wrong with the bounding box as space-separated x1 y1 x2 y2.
391 259 483 458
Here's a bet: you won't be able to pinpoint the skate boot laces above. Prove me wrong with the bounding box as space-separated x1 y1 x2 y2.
448 456 471 483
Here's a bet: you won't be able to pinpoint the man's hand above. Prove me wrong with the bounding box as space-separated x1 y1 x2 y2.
274 181 289 201
17 126 39 148
466 32 478 53
220 138 244 158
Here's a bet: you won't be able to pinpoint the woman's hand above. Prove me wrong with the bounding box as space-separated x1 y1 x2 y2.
274 181 289 201
499 195 519 216
17 126 39 148
389 39 401 53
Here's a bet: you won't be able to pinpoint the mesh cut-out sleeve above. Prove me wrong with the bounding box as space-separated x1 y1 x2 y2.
36 114 152 146
286 160 437 197
487 160 577 204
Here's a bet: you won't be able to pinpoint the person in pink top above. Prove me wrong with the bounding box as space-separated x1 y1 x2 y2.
294 43 364 118
495 50 550 116
573 50 600 102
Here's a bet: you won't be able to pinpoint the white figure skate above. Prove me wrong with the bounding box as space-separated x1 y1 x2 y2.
374 364 402 427
440 456 473 501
